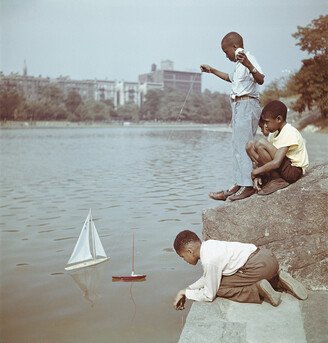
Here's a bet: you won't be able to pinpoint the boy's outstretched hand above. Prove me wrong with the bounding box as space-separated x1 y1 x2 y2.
200 64 211 73
173 289 186 310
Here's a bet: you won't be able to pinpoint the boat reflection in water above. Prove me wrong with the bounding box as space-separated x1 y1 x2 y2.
69 263 106 306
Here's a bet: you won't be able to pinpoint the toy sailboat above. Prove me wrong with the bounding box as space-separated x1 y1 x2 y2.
112 232 146 282
65 209 110 271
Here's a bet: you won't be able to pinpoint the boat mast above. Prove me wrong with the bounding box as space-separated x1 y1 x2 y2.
90 210 96 260
132 232 135 275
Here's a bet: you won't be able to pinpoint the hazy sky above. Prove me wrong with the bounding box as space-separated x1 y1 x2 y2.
0 0 327 92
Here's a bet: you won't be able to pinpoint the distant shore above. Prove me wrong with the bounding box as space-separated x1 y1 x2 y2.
1 120 327 134
0 120 229 130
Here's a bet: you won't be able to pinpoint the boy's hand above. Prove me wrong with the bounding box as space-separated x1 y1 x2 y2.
173 289 186 310
236 52 251 69
253 177 262 191
200 64 211 73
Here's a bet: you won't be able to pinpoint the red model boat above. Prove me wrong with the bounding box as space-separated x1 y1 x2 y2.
112 232 146 282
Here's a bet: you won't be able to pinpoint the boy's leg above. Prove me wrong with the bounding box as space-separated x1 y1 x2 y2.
245 140 259 164
217 247 279 304
253 138 290 194
231 99 261 187
254 138 277 166
229 99 261 201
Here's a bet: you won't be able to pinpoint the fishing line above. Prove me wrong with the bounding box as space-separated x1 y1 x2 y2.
167 72 200 141
175 72 198 122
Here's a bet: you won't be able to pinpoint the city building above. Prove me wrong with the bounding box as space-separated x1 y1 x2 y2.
138 60 202 94
0 59 202 108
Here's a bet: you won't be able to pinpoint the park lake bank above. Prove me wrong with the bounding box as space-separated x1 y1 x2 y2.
1 125 327 342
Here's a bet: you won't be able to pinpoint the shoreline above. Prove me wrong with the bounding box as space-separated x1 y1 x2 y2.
0 120 233 132
1 120 327 134
0 120 328 134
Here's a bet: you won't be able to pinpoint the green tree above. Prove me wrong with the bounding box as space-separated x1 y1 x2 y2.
157 90 187 121
41 85 64 105
116 103 139 122
291 15 328 117
140 89 163 120
65 90 82 114
0 81 25 120
76 100 113 121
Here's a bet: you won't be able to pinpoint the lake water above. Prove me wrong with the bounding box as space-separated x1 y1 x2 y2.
0 126 327 343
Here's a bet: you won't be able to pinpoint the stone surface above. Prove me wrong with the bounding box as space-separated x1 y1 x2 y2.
202 164 328 290
179 292 328 343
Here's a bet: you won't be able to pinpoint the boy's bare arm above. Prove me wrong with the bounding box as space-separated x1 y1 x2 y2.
252 146 289 178
200 64 231 82
236 52 265 85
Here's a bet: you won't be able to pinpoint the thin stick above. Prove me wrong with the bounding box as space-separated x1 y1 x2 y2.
132 232 135 274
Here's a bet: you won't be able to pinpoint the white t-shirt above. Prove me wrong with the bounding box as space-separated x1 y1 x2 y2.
268 123 309 173
185 240 257 302
229 51 263 99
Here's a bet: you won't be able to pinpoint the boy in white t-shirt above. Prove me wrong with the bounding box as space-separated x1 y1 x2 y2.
172 230 307 309
247 100 309 195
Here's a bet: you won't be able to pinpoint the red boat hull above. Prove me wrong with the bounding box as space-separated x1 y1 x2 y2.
112 274 146 282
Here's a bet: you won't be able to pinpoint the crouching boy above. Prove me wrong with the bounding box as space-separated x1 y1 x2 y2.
173 230 307 309
247 100 309 195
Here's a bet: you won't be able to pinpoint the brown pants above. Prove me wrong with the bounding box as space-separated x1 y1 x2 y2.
278 157 303 183
217 247 279 304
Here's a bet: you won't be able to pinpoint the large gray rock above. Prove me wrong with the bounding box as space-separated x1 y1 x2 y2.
202 164 328 290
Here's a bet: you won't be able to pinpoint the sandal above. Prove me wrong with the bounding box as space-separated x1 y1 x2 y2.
209 185 240 201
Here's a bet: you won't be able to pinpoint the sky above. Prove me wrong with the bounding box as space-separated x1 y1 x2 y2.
0 0 327 93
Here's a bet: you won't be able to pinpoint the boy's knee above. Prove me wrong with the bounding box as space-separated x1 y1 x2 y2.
245 140 255 152
254 138 267 150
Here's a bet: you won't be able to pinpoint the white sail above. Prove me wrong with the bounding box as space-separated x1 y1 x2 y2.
91 221 107 258
65 209 109 271
67 211 92 265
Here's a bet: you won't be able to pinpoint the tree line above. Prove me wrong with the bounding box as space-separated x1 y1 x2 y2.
0 81 232 124
1 15 326 123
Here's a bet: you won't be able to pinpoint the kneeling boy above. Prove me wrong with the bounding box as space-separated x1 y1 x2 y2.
173 230 307 309
247 100 309 195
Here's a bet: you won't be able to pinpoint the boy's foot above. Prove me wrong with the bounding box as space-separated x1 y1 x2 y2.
258 178 289 195
209 184 240 201
229 186 255 201
256 279 282 306
278 270 308 300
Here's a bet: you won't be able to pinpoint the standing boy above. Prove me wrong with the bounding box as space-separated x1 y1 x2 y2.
173 230 307 309
247 100 309 194
202 32 265 201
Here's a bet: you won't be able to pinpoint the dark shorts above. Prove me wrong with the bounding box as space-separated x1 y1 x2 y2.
279 157 303 183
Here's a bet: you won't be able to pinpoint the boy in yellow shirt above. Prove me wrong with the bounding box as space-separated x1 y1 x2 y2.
247 100 309 195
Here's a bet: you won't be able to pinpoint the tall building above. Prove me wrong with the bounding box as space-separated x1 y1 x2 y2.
139 60 202 94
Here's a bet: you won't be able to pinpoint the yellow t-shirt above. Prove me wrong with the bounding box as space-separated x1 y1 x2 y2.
268 123 309 173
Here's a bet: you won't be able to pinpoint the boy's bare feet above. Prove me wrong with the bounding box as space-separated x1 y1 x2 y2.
209 184 240 201
256 279 282 306
278 270 308 300
229 186 255 201
258 178 289 195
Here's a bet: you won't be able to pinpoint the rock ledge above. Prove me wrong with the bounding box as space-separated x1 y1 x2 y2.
202 164 328 290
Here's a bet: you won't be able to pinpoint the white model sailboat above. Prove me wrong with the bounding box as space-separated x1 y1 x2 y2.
65 209 110 271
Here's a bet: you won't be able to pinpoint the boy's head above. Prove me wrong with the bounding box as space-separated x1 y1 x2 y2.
259 117 270 137
221 32 244 62
261 100 287 133
173 230 201 265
